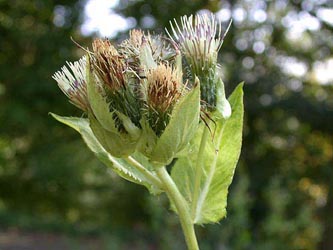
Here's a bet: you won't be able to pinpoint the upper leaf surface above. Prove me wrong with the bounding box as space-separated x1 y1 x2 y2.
171 83 244 224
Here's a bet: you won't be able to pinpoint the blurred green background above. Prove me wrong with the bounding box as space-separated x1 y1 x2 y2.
0 0 333 249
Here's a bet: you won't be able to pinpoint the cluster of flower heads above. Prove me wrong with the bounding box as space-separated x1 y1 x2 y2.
53 13 230 161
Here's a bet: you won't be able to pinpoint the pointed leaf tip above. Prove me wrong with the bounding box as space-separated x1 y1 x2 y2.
215 78 232 119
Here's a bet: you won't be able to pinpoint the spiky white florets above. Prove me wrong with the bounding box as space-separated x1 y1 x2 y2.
52 56 89 111
167 13 231 74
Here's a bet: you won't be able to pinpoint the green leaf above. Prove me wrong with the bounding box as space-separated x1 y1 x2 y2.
174 52 183 78
150 80 200 166
139 42 157 70
89 115 137 157
50 113 161 193
171 83 244 224
215 78 231 119
137 118 158 157
116 111 141 140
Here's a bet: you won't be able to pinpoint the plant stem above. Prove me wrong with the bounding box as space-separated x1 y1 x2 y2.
191 125 210 220
156 166 199 250
126 156 163 189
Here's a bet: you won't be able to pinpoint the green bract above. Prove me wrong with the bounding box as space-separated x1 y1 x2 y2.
215 78 232 119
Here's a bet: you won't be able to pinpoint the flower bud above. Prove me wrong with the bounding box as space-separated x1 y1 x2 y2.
119 29 177 74
167 13 223 74
52 56 90 112
145 64 183 136
91 38 142 129
138 64 200 166
92 38 126 92
167 13 232 118
86 56 140 157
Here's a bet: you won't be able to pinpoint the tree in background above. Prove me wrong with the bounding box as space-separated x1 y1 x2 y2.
0 0 151 233
0 0 332 249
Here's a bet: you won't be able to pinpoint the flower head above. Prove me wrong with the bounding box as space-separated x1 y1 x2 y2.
90 38 142 130
92 38 126 92
166 13 231 112
119 29 177 74
144 64 184 135
167 13 227 73
52 56 90 112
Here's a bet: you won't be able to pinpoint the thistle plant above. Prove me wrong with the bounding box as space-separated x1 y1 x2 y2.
51 13 243 250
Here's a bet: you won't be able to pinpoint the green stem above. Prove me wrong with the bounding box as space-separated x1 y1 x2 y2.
126 156 163 189
156 167 199 250
191 125 210 220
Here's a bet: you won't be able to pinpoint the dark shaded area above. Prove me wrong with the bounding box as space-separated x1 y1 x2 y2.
0 0 332 249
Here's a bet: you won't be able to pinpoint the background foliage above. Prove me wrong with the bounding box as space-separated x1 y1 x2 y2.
0 0 332 249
